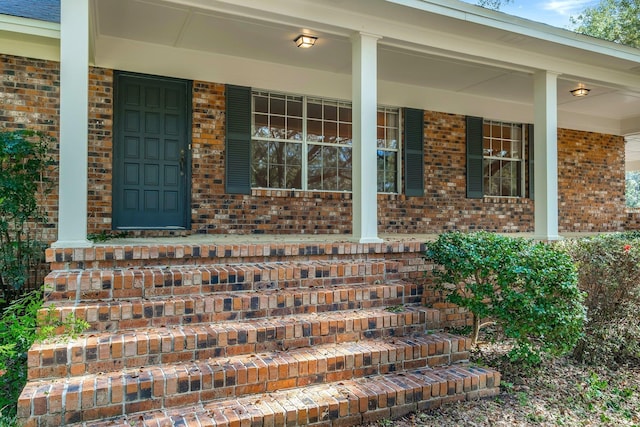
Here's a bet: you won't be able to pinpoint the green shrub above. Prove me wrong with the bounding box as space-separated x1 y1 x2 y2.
0 130 53 303
559 233 640 368
0 289 88 418
425 231 586 366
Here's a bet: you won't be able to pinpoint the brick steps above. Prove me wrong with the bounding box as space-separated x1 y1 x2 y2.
28 305 439 380
43 281 423 333
20 333 472 425
44 240 428 271
44 260 400 301
65 365 500 427
20 238 493 426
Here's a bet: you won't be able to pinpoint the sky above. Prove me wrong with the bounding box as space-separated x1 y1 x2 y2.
460 0 600 29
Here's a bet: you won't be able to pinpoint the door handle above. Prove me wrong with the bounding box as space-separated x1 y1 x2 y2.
180 149 185 176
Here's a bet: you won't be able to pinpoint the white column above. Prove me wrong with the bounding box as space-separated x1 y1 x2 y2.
53 0 92 248
533 71 561 241
352 32 383 244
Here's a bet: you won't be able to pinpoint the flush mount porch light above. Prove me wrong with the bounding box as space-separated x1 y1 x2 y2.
570 86 591 97
294 35 317 48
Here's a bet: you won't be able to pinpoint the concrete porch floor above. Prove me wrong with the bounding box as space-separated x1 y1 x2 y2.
100 231 605 246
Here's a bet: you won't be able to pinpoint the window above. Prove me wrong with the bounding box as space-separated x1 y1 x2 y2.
482 120 526 197
377 107 400 192
251 90 400 193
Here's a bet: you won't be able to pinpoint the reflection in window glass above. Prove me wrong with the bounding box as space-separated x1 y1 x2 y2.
252 90 399 193
483 120 525 197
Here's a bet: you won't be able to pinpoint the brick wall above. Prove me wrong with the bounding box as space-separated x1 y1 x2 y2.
557 128 627 231
379 112 535 233
87 68 114 234
0 54 630 239
0 54 59 242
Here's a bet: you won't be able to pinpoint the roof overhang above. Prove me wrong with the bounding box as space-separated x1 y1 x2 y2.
0 14 59 60
2 0 640 139
88 0 640 137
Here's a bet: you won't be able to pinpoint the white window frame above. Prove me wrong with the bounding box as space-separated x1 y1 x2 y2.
482 120 526 198
251 90 401 194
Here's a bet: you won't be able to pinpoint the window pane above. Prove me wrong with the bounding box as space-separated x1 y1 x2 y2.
270 115 285 139
338 146 352 169
252 141 268 187
483 137 492 156
267 141 282 165
253 90 398 193
308 145 322 167
324 121 338 143
253 114 269 138
307 120 322 142
269 164 285 188
339 106 352 122
386 153 397 192
377 151 397 193
378 152 385 172
254 96 268 114
386 111 398 129
498 141 509 158
377 126 385 148
286 142 302 166
386 128 399 149
324 169 338 191
511 125 522 141
323 146 336 168
491 123 501 138
338 174 352 191
338 123 352 143
385 152 397 173
308 166 322 190
287 118 303 140
308 101 322 119
324 103 337 121
287 99 302 117
502 125 511 140
511 139 521 158
482 119 525 197
286 166 302 189
271 97 285 115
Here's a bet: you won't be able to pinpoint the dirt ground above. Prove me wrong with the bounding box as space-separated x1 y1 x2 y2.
360 337 640 427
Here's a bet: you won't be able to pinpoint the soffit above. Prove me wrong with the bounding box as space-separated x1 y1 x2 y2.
93 0 640 123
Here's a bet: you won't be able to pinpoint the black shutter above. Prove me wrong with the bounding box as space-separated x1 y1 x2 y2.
528 123 534 200
225 85 252 194
466 116 484 199
403 108 424 197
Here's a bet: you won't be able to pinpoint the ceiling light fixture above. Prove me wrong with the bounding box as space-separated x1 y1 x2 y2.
570 85 591 97
294 35 317 48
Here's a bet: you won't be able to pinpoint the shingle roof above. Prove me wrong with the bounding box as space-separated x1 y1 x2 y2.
0 0 60 23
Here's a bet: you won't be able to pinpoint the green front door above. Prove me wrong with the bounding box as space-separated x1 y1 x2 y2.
113 73 191 229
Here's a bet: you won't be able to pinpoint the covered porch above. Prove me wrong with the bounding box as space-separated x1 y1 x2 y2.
44 0 640 247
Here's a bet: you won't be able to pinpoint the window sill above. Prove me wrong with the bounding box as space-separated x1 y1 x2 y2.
251 188 400 198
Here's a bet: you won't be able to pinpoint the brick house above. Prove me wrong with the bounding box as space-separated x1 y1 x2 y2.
1 0 639 244
4 1 640 426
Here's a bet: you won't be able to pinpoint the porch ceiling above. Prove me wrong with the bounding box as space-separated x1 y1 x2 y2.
91 0 640 131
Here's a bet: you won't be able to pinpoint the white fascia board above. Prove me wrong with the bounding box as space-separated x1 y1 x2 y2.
387 0 640 63
0 30 60 60
0 14 60 60
0 14 60 39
